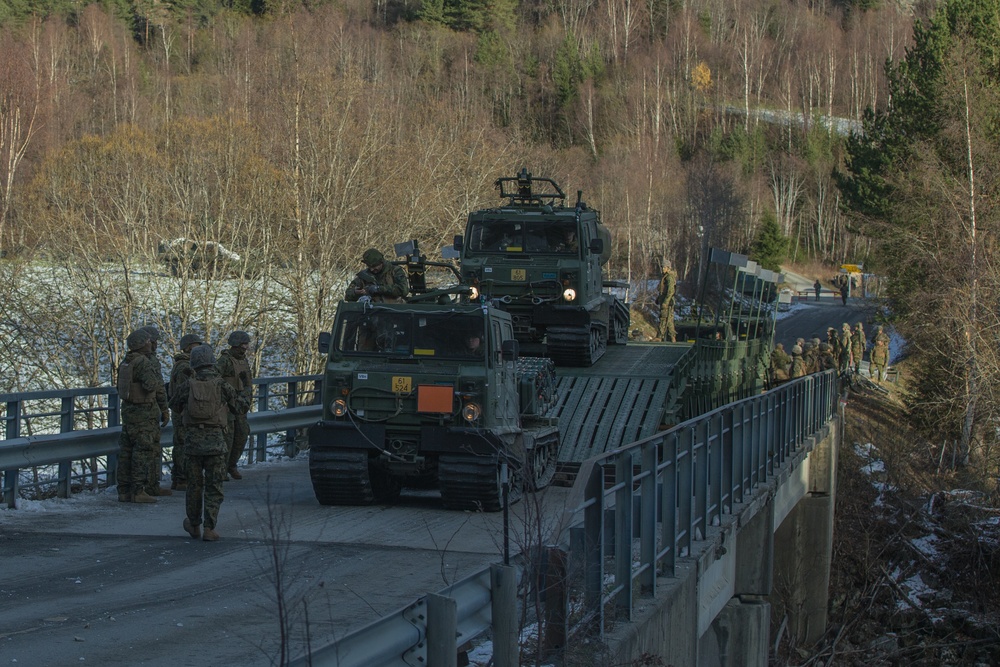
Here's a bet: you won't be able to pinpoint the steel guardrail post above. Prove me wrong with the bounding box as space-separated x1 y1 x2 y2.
661 430 678 576
639 441 657 595
615 454 633 619
254 381 269 464
492 562 520 667
426 594 458 667
694 420 708 540
583 464 604 636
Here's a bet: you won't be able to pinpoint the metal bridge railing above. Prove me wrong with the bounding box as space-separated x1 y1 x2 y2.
294 370 840 666
0 375 322 508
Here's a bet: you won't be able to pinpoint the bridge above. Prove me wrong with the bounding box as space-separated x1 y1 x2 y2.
0 370 840 666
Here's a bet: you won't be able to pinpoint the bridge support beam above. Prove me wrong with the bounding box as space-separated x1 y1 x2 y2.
772 419 839 648
698 596 770 667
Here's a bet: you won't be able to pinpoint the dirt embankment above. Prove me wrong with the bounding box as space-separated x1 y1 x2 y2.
784 366 1000 666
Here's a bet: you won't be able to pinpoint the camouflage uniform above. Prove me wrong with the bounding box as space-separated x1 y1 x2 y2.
138 326 170 495
168 333 202 488
770 343 791 382
789 345 807 379
170 347 248 537
217 332 255 477
344 248 409 303
851 324 865 374
818 343 837 371
838 323 853 375
116 330 169 503
655 262 678 342
870 327 891 382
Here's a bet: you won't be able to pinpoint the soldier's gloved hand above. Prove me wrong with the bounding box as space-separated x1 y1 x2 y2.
365 284 380 296
161 411 170 426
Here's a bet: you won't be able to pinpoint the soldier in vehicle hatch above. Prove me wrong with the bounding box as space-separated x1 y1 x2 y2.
216 331 254 480
116 329 170 504
171 345 248 542
345 248 409 303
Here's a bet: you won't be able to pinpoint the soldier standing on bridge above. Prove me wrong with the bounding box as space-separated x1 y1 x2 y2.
171 345 247 542
139 325 172 497
115 329 170 504
870 325 891 382
216 331 255 480
169 333 203 491
655 258 677 342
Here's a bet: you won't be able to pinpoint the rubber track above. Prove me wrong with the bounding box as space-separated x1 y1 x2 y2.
438 455 519 512
309 448 376 505
547 324 607 367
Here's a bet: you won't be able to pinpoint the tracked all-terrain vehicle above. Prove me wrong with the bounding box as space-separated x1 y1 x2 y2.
307 297 559 511
455 170 630 366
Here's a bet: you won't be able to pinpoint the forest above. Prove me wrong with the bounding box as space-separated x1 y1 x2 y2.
4 0 1000 478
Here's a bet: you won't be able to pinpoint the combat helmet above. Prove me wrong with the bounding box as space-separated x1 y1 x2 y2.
139 325 160 341
179 333 203 350
228 330 251 346
362 248 384 266
126 329 151 351
190 344 216 369
791 345 803 355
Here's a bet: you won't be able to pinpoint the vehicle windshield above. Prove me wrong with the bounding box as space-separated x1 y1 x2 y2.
334 311 487 360
466 220 579 255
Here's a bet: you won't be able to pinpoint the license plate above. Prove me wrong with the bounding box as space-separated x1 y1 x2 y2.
512 269 526 281
391 376 412 393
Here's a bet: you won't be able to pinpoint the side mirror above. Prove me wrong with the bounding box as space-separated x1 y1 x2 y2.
453 235 464 252
501 338 519 362
318 331 331 355
588 238 604 256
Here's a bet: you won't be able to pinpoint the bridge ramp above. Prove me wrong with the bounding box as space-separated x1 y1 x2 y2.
548 343 691 482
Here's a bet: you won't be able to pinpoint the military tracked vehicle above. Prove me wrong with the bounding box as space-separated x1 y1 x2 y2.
308 296 559 511
454 170 630 366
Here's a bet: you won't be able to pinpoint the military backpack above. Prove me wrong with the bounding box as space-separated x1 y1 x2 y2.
183 378 228 428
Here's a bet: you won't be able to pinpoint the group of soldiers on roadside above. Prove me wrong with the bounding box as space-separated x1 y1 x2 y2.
115 326 254 542
770 322 891 384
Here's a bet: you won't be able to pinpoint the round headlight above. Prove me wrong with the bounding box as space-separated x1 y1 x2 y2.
331 399 348 417
563 288 577 302
469 285 480 300
461 402 482 422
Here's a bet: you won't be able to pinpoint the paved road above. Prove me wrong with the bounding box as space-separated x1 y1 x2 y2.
776 268 878 352
0 459 571 666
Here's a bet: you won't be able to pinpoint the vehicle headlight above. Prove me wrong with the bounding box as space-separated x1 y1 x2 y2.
562 288 577 302
469 285 480 300
461 402 482 423
331 399 348 417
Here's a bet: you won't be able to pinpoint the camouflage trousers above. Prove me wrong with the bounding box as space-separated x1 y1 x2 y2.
186 454 227 529
226 413 250 470
657 300 676 342
116 405 161 498
171 424 188 483
871 361 887 382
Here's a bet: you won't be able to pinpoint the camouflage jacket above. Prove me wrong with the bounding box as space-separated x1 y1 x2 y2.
770 347 791 372
790 355 807 379
871 332 890 364
169 368 248 456
851 330 865 358
344 264 409 303
119 350 167 420
656 269 677 306
145 350 168 412
216 349 254 413
169 352 194 401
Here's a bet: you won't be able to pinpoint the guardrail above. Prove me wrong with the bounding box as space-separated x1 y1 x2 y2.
0 375 322 507
294 370 840 665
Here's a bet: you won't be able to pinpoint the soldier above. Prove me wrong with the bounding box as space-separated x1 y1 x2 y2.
115 329 170 504
216 330 254 480
789 345 807 379
871 325 891 382
839 322 853 375
168 333 203 491
802 340 817 374
655 258 678 342
171 345 248 542
138 325 172 496
813 279 822 301
818 343 837 371
851 322 866 374
770 342 791 382
345 248 409 303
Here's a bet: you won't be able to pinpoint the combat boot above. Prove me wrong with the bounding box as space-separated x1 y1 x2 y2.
202 527 220 542
117 493 132 503
183 518 201 540
132 490 157 504
153 486 173 496
228 467 242 480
